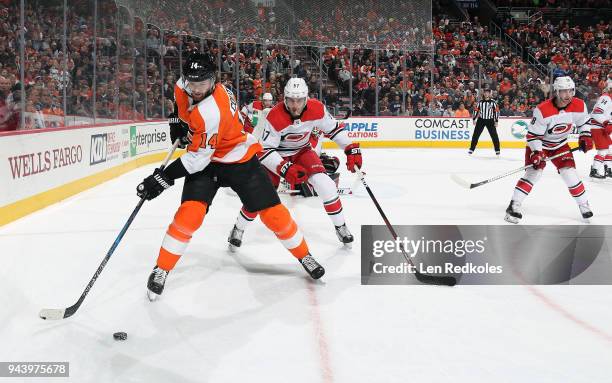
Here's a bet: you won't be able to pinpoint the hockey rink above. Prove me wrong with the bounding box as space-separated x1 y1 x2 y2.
2 148 611 382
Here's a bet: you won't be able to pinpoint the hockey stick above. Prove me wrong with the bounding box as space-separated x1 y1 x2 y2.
39 140 180 320
451 146 581 189
278 171 362 196
356 168 457 287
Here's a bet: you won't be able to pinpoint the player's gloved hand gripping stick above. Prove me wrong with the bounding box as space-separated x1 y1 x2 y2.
355 167 457 286
39 140 181 320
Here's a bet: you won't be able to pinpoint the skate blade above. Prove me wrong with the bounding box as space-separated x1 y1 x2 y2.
504 214 520 224
342 242 353 249
147 290 160 302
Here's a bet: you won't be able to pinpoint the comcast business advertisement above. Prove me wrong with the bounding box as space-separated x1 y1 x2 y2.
361 225 612 285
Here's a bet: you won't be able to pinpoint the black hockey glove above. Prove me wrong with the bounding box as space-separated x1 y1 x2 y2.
168 112 192 149
137 168 174 200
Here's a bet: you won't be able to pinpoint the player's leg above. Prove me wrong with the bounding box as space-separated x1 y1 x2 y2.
589 128 608 179
606 126 612 177
552 146 592 219
148 168 219 300
296 149 354 246
469 119 485 155
504 147 544 223
227 169 280 251
486 121 501 155
227 157 325 279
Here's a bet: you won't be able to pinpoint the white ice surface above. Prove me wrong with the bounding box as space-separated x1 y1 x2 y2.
1 148 611 382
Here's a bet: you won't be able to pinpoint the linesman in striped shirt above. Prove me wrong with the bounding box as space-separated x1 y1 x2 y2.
469 88 501 156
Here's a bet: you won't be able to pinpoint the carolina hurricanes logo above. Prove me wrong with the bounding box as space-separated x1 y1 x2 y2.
548 123 573 135
284 132 308 142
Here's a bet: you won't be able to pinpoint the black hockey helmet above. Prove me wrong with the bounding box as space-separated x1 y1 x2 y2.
183 52 217 82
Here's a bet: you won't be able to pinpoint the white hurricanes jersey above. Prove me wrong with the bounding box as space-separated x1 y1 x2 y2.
527 98 590 151
587 93 612 130
252 107 272 142
258 99 351 173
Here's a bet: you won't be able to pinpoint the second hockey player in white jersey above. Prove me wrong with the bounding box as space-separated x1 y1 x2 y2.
588 86 612 179
505 76 594 223
228 77 362 249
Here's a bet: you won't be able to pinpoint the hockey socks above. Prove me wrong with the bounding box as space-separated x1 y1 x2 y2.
259 203 309 259
157 201 207 271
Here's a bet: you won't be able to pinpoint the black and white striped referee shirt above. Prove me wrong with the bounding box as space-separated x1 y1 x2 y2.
473 99 499 121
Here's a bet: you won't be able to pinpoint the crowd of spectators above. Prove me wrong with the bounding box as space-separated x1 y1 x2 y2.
502 17 611 106
0 0 610 131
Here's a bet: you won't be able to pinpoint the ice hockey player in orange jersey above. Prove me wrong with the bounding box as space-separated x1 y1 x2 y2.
505 76 594 223
136 53 325 301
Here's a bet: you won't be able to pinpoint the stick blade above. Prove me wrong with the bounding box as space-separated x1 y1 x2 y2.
416 273 457 286
450 174 473 189
39 308 66 320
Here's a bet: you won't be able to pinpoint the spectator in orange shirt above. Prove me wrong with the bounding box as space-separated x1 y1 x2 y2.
454 102 471 117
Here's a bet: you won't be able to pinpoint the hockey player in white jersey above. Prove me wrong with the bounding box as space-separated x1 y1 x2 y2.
241 93 274 127
505 76 594 223
588 86 612 179
228 77 362 249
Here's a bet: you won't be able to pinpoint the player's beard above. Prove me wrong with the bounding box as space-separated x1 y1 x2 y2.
191 85 215 103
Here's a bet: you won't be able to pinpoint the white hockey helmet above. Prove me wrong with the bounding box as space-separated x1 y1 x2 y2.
262 92 273 101
284 77 309 116
553 76 575 97
284 77 309 100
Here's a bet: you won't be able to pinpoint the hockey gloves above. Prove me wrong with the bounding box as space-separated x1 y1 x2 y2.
344 143 362 173
529 150 546 169
578 132 593 153
137 168 174 200
168 112 192 149
278 161 308 185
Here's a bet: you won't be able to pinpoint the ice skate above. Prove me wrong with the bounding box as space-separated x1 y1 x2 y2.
504 200 522 224
227 225 244 253
579 202 593 220
300 254 325 279
606 165 612 178
589 166 606 179
335 224 354 248
147 266 169 301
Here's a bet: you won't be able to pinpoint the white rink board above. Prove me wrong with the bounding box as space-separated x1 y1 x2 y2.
0 122 169 207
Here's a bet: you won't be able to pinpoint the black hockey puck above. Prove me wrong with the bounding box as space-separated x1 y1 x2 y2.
113 332 127 341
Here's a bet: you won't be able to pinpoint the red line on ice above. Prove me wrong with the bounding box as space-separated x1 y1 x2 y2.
307 282 334 383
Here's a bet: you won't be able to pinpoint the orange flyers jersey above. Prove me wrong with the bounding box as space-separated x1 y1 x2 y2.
527 98 590 151
174 77 194 125
177 83 262 174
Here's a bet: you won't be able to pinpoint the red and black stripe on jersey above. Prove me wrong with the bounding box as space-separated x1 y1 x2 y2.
327 122 346 140
542 137 568 149
258 148 277 161
526 131 544 143
588 118 605 127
